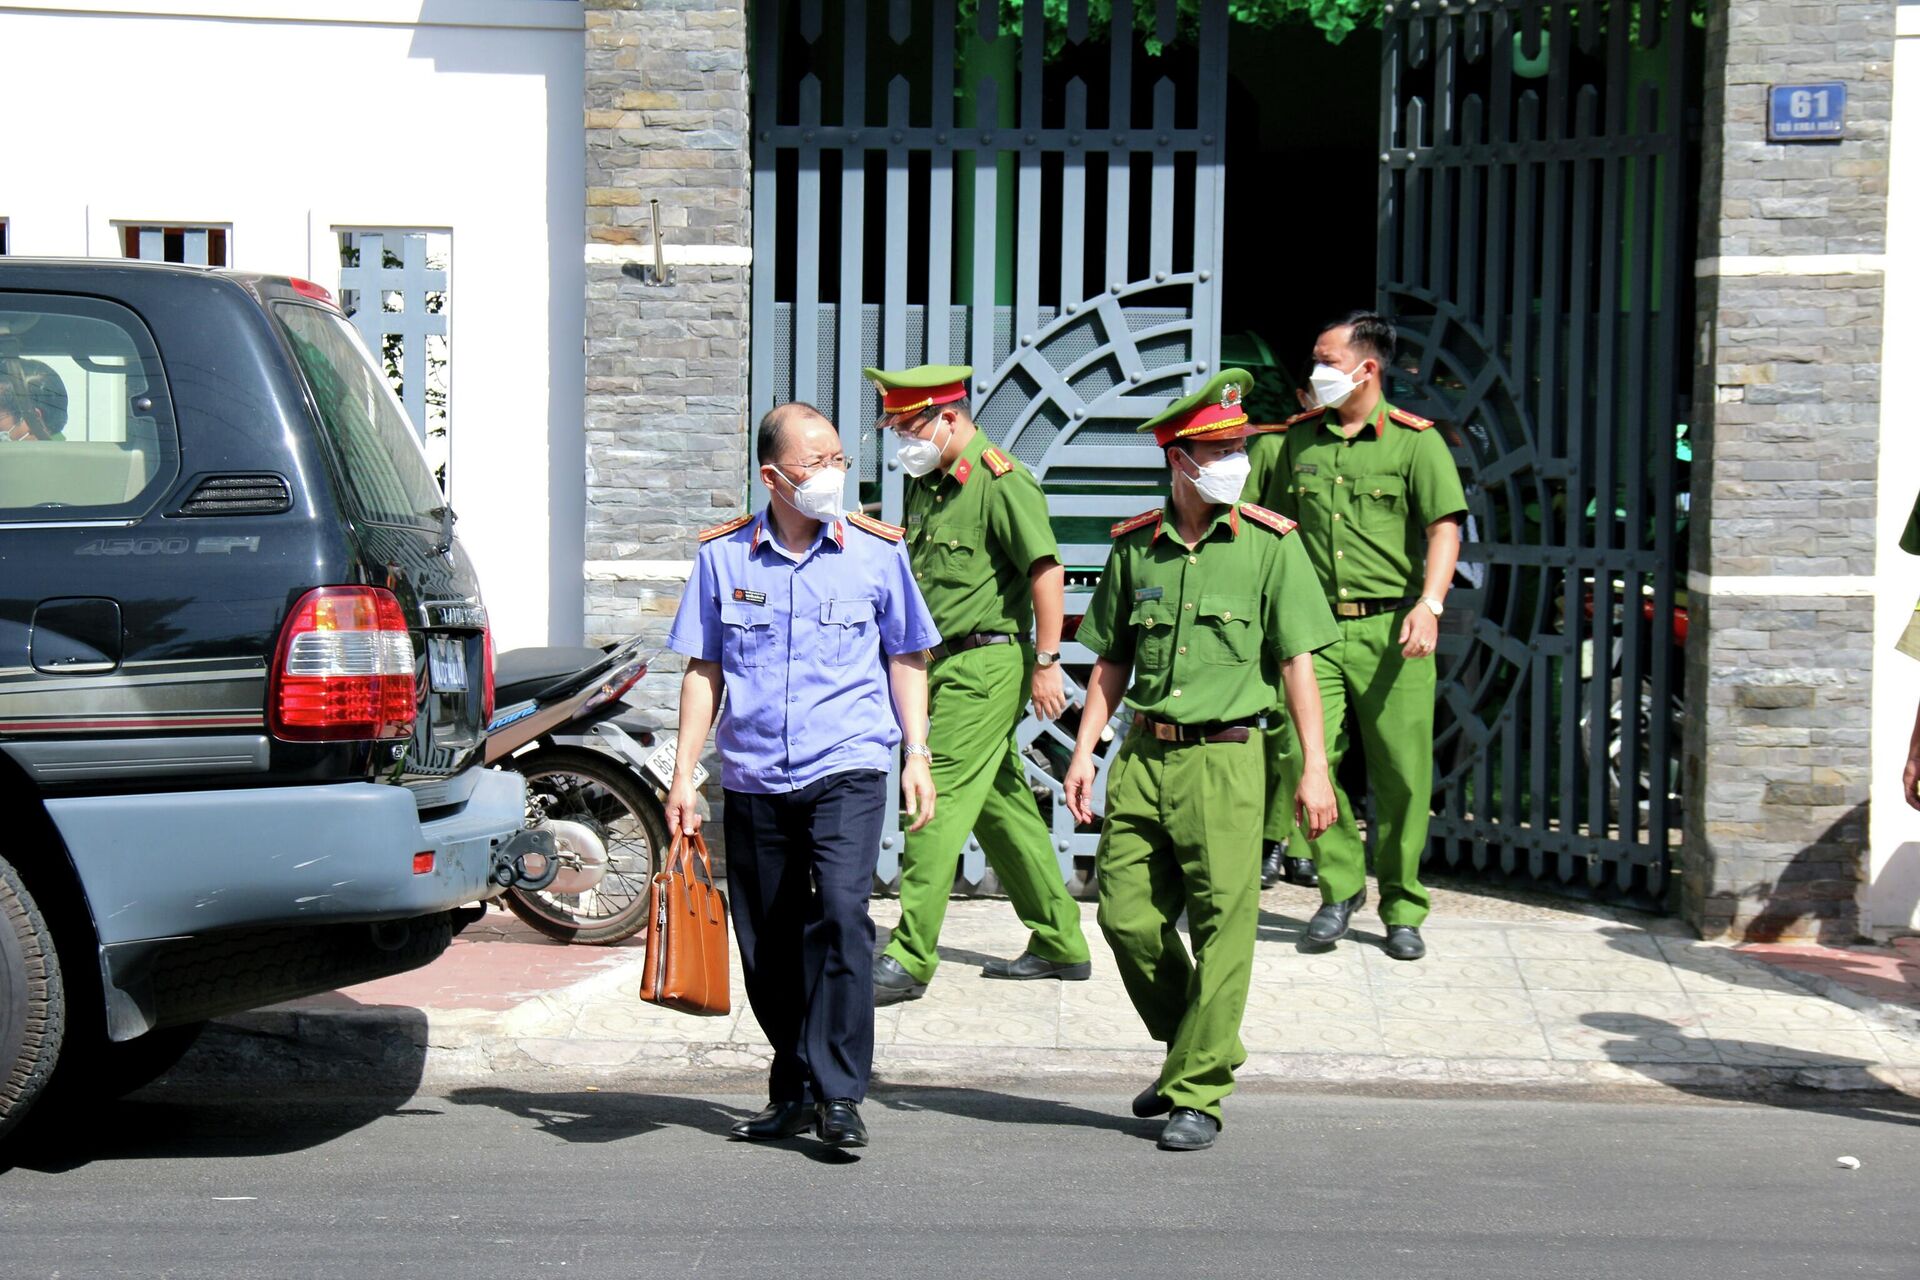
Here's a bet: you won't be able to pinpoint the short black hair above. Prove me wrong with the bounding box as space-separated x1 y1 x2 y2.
756 401 827 466
1319 311 1397 366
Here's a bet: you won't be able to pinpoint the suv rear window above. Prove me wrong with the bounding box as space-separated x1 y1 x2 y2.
0 294 180 522
272 302 443 528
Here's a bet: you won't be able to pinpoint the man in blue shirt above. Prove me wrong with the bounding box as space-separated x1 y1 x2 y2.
665 402 940 1151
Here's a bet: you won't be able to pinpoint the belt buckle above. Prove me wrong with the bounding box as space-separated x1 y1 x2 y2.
1151 720 1180 742
1335 602 1362 618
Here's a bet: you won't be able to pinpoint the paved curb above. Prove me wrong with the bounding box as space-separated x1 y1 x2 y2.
1741 957 1920 1040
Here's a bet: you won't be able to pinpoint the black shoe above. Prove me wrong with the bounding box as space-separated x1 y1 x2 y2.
982 951 1093 981
1383 925 1426 961
730 1100 815 1141
1304 888 1366 947
1284 856 1319 889
872 953 927 1006
1131 1084 1172 1118
1260 840 1286 889
816 1099 868 1148
1157 1108 1220 1151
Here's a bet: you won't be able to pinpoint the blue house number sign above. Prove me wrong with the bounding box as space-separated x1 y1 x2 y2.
1768 83 1846 141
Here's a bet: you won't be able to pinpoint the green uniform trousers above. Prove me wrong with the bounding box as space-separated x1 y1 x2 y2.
885 641 1090 984
1095 727 1264 1122
1301 610 1435 927
1262 712 1302 848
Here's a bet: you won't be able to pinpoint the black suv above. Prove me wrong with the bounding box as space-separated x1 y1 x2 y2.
0 260 533 1136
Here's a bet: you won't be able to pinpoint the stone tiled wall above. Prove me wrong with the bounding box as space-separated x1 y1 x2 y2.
583 0 750 735
1684 0 1896 941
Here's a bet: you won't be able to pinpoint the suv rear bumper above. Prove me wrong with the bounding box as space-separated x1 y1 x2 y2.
46 767 527 948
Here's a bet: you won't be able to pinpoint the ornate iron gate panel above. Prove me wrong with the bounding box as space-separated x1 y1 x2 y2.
750 0 1230 889
1378 0 1695 902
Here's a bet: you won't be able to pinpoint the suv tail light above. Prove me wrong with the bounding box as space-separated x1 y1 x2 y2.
481 624 496 726
270 586 417 741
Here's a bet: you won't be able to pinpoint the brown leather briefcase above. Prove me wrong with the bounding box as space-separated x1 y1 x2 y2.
638 832 731 1016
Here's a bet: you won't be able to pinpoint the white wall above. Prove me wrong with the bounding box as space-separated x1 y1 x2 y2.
1869 2 1920 935
0 0 586 650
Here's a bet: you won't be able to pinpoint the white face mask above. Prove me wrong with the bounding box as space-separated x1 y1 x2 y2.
773 465 847 523
1180 451 1250 506
894 419 949 477
1309 360 1369 410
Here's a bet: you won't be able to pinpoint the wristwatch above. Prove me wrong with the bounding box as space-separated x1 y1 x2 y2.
903 743 933 761
1035 650 1062 668
1419 595 1446 618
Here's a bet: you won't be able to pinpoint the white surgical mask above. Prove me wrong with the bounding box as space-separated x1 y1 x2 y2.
774 465 847 523
1309 361 1368 410
894 420 949 477
1182 451 1250 506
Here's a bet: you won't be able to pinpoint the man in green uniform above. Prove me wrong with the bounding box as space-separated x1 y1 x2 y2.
1246 312 1467 961
865 364 1093 1005
1064 369 1338 1151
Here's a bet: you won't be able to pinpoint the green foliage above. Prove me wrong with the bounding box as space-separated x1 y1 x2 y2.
955 0 1382 55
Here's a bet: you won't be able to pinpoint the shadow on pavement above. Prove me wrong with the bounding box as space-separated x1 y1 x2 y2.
873 1084 1157 1141
444 1087 748 1143
1580 1012 1920 1128
2 1003 432 1173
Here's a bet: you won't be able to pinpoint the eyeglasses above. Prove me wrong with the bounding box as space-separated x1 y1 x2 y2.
773 453 849 479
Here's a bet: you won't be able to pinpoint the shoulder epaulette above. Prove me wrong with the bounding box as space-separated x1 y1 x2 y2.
697 513 753 542
1387 406 1435 431
846 511 906 542
1110 508 1163 539
1238 503 1298 536
980 445 1014 477
1277 408 1324 431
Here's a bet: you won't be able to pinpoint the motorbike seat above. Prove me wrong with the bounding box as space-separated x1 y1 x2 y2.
492 645 609 707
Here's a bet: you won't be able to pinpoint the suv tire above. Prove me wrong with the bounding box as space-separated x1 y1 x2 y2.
0 857 64 1141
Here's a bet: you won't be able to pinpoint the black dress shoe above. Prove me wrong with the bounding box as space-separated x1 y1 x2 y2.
1131 1084 1172 1118
1304 888 1366 947
982 951 1093 981
1284 856 1319 889
1383 925 1426 961
1157 1108 1220 1151
1260 840 1286 889
872 953 927 1006
730 1100 814 1141
816 1099 868 1148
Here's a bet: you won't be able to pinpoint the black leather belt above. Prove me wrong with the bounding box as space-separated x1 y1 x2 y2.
1133 714 1260 745
930 631 1013 661
1333 597 1418 619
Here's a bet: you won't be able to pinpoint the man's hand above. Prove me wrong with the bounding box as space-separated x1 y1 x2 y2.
1906 702 1920 812
665 777 701 837
1295 766 1338 841
1064 751 1098 825
902 755 937 832
1031 663 1068 720
1400 601 1439 659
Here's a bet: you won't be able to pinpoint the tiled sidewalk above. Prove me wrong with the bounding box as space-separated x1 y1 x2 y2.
200 882 1920 1096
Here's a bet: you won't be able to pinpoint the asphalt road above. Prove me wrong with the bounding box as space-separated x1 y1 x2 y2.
2 1083 1916 1279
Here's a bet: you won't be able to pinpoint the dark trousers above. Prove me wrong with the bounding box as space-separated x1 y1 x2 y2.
723 769 886 1104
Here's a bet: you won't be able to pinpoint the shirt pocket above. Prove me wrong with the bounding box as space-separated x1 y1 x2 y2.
1127 600 1174 670
719 601 772 669
921 523 982 588
1356 474 1408 534
821 596 878 664
1194 593 1258 666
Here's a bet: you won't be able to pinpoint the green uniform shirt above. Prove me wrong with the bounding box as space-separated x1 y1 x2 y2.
1246 400 1468 605
1902 488 1920 557
904 429 1058 640
1076 503 1339 724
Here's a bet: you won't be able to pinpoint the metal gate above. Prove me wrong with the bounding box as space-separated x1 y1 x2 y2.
1377 0 1697 903
749 0 1231 889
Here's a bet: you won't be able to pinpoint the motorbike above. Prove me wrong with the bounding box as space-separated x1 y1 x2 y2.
483 638 705 945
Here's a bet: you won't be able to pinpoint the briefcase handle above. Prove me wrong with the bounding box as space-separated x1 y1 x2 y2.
667 832 724 924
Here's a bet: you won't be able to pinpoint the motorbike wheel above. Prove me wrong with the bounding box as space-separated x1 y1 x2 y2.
506 747 669 946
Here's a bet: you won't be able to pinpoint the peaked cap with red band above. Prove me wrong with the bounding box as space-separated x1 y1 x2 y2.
865 364 973 426
1137 368 1257 448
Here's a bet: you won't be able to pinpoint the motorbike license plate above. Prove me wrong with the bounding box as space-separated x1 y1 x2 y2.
644 738 707 791
427 635 469 693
